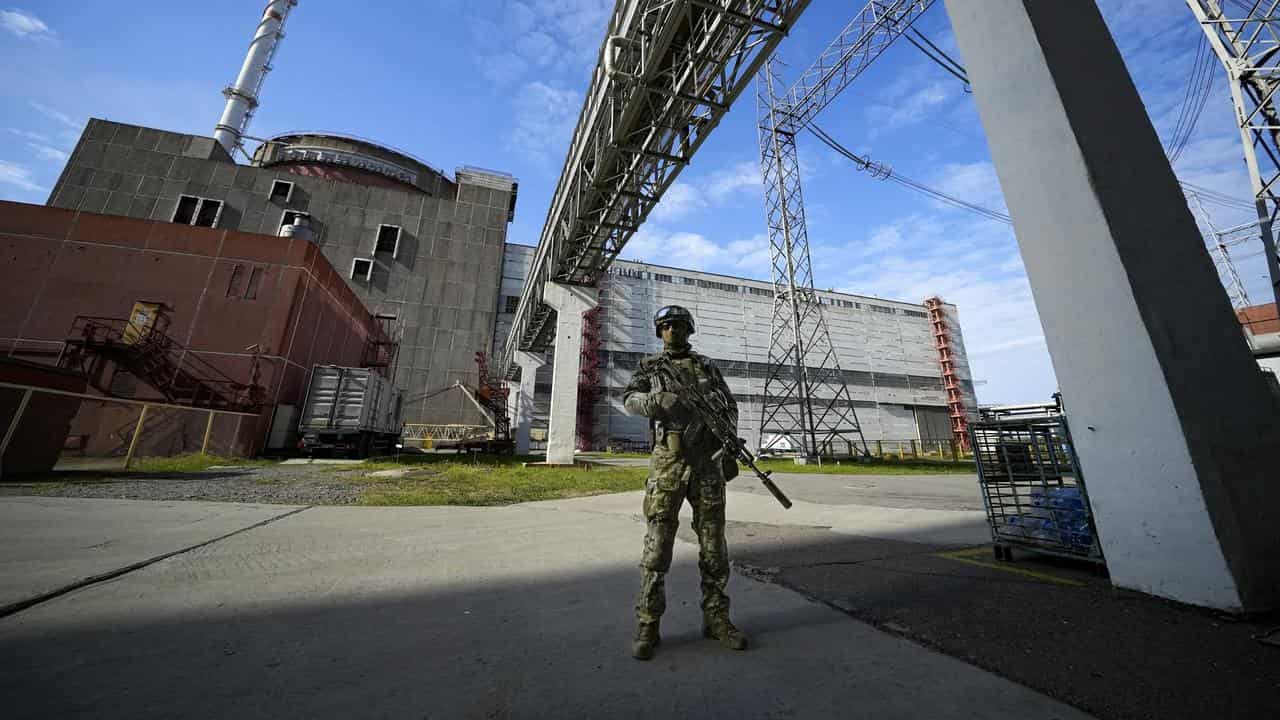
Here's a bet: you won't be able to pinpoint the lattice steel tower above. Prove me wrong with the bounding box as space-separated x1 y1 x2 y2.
756 61 868 460
752 0 935 460
1188 0 1280 308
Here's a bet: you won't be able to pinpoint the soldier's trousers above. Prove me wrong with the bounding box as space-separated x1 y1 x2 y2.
636 443 730 624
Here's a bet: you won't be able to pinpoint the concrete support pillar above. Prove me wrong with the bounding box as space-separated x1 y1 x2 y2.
508 351 545 455
542 282 599 465
946 0 1280 611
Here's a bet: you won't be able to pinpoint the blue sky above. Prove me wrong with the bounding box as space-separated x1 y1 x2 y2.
0 1 1264 405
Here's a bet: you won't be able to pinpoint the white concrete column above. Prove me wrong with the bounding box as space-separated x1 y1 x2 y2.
508 351 545 455
542 282 599 465
946 0 1280 611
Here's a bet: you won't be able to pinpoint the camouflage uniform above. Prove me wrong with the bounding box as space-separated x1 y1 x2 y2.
623 349 739 641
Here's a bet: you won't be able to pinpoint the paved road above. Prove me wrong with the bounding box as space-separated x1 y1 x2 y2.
0 495 1090 719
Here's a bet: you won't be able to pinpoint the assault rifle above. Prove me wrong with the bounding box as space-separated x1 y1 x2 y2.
651 357 793 510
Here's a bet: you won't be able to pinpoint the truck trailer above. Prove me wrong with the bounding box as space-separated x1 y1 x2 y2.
298 366 403 458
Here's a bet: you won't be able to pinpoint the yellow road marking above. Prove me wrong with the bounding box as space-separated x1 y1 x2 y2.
934 547 1085 587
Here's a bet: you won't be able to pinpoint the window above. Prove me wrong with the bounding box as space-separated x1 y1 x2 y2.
172 195 223 228
351 258 373 281
697 279 739 293
173 196 199 225
869 304 895 314
226 265 245 298
269 179 294 203
902 309 929 319
226 264 264 299
375 224 401 258
653 273 674 283
503 295 520 313
244 268 263 300
279 210 310 232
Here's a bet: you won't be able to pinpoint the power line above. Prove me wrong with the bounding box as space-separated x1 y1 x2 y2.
903 29 969 87
1167 33 1216 164
806 123 1011 224
1180 181 1256 211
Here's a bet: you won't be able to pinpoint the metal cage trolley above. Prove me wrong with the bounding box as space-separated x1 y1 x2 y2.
970 397 1105 565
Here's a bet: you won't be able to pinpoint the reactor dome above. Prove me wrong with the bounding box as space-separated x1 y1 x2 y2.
251 132 451 196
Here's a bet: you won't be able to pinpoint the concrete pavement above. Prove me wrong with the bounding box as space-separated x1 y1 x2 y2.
0 494 1092 719
0 497 300 608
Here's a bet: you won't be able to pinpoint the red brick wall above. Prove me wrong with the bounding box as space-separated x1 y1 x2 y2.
0 201 386 457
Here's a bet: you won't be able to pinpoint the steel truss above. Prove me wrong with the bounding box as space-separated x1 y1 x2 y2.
755 0 934 459
1188 0 1280 308
497 0 812 379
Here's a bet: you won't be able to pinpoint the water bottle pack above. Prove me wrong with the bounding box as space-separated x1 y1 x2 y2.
1001 486 1093 548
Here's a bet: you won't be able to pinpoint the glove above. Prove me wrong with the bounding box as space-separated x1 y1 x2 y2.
645 391 680 418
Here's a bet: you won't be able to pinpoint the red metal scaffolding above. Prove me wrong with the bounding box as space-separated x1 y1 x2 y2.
576 306 603 451
58 308 263 413
473 351 510 442
925 297 970 451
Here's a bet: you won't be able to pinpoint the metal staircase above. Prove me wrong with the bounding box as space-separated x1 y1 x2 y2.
58 314 263 413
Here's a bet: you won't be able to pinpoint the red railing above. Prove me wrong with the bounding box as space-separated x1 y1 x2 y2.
576 306 603 451
60 316 263 413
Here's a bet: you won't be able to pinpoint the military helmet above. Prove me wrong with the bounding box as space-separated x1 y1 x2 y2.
654 305 695 338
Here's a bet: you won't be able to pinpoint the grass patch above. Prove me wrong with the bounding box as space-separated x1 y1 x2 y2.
131 453 277 473
754 456 975 475
352 455 647 506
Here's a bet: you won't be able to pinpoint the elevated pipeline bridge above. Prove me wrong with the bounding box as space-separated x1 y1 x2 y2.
496 0 812 381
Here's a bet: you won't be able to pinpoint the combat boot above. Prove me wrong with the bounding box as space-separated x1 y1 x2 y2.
702 614 748 651
631 621 661 660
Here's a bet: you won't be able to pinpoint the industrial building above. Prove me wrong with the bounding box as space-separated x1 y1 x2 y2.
44 119 518 428
496 244 976 452
0 200 391 464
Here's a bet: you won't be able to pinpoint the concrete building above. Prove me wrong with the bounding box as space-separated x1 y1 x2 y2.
0 200 390 462
45 119 518 427
496 244 976 451
35 118 974 452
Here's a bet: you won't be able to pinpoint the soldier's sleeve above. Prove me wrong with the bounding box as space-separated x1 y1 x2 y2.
623 359 658 417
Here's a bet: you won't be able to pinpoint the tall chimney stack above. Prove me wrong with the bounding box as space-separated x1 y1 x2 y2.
213 0 297 157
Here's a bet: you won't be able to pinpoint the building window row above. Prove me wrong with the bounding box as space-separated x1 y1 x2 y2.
170 187 404 264
601 266 916 315
599 350 954 392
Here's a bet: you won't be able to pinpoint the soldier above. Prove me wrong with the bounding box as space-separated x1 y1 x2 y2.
623 305 748 661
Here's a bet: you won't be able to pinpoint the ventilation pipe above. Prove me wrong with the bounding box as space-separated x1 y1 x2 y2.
213 0 297 157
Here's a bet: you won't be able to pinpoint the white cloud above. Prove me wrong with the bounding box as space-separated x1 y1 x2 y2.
621 228 724 270
822 204 1057 405
506 81 581 162
927 161 1008 214
5 127 49 142
29 100 82 132
725 233 771 274
883 82 952 128
0 159 45 192
0 8 52 38
650 160 761 223
27 142 67 162
470 0 611 85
